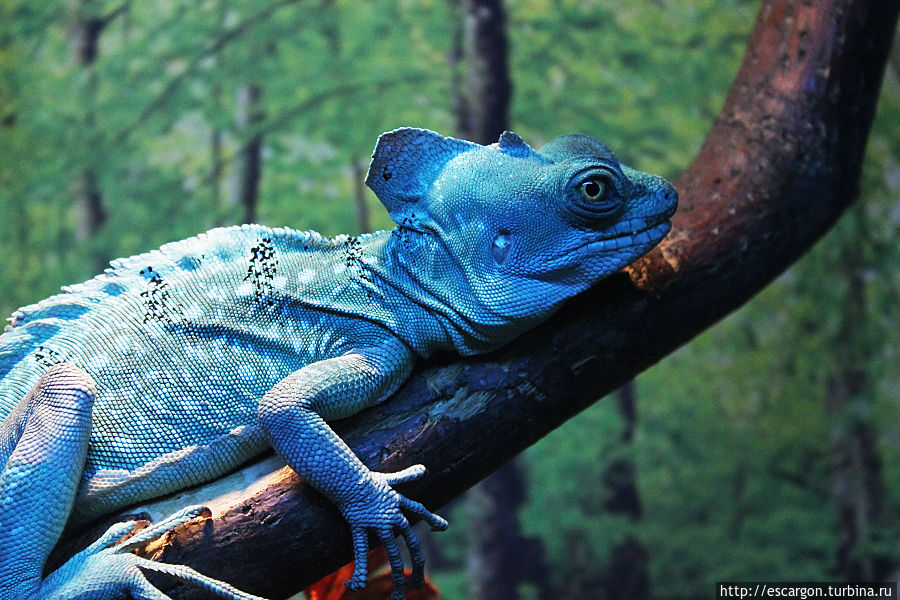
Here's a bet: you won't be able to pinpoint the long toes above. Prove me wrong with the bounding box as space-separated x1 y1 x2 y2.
398 518 426 588
378 529 407 596
119 505 211 552
135 558 266 600
399 497 448 531
88 520 143 552
345 528 370 590
379 464 427 485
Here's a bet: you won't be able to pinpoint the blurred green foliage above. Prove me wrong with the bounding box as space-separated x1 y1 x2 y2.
1 0 897 598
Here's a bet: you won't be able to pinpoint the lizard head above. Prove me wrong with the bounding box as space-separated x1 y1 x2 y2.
366 128 677 346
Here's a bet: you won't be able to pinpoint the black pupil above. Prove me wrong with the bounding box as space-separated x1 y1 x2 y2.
584 180 602 198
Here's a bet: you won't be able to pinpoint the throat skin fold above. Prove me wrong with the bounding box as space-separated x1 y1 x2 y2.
307 227 544 359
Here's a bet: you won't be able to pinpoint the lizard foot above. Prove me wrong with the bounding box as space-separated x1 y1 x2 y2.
43 505 266 600
342 465 447 598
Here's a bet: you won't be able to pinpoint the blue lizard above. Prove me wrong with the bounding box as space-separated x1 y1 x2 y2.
0 128 676 600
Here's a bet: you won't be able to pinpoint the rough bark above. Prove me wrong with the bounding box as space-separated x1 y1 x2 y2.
79 0 897 598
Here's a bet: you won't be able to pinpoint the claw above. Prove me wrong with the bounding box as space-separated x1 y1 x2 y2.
86 520 143 553
136 558 266 600
427 515 449 532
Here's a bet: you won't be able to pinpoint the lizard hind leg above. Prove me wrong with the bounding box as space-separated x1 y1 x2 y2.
0 364 266 600
0 363 97 597
40 504 268 600
64 505 267 600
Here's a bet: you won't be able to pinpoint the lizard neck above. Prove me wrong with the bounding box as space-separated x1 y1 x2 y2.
366 227 519 358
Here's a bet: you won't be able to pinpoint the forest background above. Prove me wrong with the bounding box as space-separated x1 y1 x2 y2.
1 1 898 599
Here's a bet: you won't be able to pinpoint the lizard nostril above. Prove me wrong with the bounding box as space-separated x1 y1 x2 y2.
661 184 678 204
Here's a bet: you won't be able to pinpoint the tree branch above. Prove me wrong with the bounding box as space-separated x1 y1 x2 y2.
100 2 131 29
186 72 434 194
67 0 899 598
112 0 303 146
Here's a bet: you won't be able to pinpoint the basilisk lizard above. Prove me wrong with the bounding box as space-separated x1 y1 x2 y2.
0 128 676 599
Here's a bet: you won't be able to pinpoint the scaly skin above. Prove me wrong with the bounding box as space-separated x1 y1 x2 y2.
0 128 676 600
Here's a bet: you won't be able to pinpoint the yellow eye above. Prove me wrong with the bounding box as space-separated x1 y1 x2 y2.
579 178 607 201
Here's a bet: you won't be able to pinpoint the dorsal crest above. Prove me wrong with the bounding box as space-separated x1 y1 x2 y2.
4 225 324 331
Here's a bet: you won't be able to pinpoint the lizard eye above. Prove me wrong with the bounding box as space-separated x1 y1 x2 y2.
579 178 608 202
564 167 625 224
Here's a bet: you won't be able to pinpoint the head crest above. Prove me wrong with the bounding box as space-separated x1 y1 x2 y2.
365 128 478 222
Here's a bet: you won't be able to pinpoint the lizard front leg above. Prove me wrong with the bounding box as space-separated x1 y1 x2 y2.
257 337 447 600
0 364 263 600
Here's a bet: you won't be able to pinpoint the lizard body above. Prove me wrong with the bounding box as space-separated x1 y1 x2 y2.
0 128 676 600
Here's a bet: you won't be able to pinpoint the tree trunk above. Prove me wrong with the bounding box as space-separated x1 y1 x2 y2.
467 461 524 600
54 2 899 598
598 382 649 600
827 211 887 581
890 28 900 83
450 2 545 599
730 461 748 539
604 382 642 520
829 369 885 581
351 159 371 233
231 84 264 224
207 0 227 228
68 0 107 258
456 0 511 145
209 119 225 227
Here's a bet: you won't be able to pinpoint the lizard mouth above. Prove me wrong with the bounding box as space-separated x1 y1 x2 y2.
575 218 672 255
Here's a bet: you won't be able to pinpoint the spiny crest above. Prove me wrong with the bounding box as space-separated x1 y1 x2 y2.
4 225 327 331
